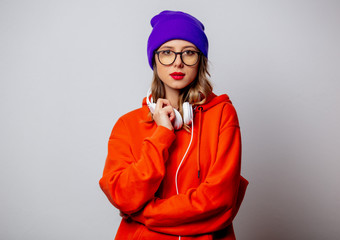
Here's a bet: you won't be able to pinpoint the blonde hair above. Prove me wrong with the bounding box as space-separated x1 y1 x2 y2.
150 55 213 130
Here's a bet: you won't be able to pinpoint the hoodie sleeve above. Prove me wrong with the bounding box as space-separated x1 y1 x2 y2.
99 117 176 215
131 104 248 236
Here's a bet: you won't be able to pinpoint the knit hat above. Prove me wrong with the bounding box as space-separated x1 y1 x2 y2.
147 10 209 69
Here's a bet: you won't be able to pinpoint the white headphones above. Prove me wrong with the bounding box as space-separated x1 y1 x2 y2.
146 89 193 130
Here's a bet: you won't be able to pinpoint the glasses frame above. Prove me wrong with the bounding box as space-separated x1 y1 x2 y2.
155 50 201 66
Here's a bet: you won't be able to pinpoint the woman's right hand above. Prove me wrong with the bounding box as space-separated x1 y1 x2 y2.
152 98 175 131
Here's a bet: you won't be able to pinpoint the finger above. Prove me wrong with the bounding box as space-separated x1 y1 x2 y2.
168 107 176 122
160 105 175 121
155 98 172 111
155 99 163 112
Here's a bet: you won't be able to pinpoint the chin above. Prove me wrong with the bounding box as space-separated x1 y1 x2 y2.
170 83 190 90
170 79 194 89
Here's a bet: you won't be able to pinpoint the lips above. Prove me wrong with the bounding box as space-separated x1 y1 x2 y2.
170 72 185 80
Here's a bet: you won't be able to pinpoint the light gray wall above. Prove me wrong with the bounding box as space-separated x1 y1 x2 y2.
1 0 339 239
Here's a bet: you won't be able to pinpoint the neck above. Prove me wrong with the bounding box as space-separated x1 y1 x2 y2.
164 86 180 109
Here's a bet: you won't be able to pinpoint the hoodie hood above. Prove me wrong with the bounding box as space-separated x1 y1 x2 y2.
194 92 231 112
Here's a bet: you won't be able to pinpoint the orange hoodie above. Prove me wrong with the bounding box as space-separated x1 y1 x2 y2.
99 93 249 240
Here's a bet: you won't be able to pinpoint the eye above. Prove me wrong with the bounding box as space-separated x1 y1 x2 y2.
184 50 196 56
161 50 172 55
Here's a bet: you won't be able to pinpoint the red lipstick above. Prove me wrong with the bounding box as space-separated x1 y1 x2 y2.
170 72 185 80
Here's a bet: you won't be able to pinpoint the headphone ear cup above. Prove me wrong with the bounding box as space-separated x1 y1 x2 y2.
182 102 193 125
148 103 156 114
146 89 156 114
173 109 183 130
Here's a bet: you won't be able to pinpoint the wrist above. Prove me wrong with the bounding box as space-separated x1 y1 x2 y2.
150 126 176 146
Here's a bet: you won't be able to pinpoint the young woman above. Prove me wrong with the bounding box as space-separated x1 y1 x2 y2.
99 10 249 240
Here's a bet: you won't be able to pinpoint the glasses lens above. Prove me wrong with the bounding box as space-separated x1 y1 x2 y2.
158 51 175 65
182 51 199 66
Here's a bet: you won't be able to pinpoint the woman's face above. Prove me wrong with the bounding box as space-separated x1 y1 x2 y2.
155 39 200 93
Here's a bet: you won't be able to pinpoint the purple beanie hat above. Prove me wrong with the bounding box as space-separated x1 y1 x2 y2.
147 10 209 69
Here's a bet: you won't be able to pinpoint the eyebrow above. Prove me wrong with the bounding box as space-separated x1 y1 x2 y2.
159 45 198 50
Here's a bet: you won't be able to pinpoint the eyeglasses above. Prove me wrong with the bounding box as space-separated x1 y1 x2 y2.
155 50 201 66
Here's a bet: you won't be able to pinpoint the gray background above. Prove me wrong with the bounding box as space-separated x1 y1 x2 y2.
1 0 339 239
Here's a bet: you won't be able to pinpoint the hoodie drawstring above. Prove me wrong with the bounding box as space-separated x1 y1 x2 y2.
175 105 204 195
197 106 203 178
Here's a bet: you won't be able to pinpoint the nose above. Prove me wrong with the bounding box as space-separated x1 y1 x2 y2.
173 53 184 68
